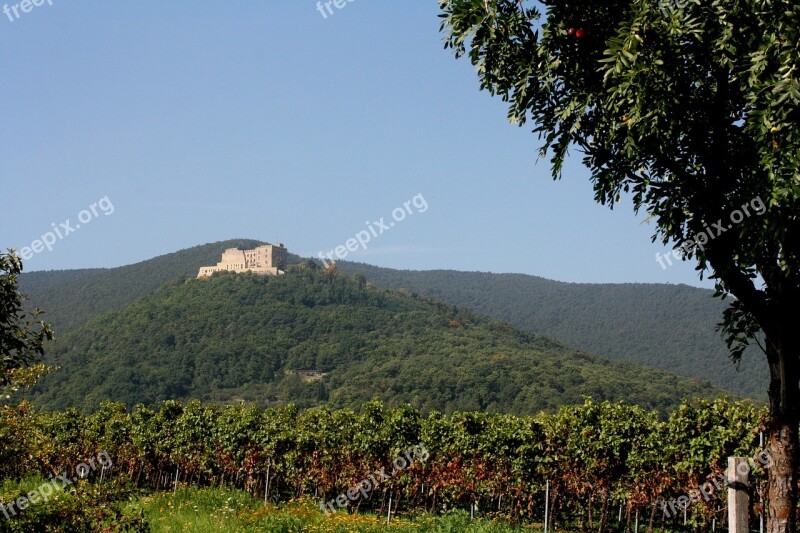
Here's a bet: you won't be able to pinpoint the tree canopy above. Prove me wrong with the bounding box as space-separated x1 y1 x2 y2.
29 266 719 414
439 1 799 530
0 250 52 389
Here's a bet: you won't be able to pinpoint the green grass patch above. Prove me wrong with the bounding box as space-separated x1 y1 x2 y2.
132 486 538 532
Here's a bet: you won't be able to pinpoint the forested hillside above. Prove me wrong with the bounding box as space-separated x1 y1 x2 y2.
18 240 766 399
18 239 295 333
29 264 718 413
336 262 768 399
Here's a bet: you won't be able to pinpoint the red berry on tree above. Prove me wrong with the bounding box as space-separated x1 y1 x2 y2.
575 28 586 38
567 27 576 37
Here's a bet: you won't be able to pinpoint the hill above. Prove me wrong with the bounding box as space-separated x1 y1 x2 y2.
19 239 298 333
29 264 719 413
18 239 767 399
335 262 768 399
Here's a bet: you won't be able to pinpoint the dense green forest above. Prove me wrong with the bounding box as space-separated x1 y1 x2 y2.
28 264 718 413
336 262 767 399
0 398 767 531
18 240 766 400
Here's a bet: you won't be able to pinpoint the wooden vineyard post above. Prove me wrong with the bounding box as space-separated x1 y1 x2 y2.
727 457 750 533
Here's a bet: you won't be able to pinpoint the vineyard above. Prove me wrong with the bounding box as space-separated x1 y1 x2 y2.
0 397 768 531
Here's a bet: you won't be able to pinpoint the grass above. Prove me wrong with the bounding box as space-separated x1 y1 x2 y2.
0 480 687 532
131 487 539 532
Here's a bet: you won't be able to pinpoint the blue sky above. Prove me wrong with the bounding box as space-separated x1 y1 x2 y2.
0 0 710 287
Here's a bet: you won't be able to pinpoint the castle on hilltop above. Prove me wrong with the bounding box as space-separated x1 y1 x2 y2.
197 243 288 278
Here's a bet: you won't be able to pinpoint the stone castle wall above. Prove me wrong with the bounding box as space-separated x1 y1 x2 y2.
197 243 287 278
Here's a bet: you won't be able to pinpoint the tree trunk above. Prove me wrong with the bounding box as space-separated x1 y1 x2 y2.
597 494 609 533
156 463 163 491
646 503 656 533
766 335 800 533
624 505 631 533
549 488 560 532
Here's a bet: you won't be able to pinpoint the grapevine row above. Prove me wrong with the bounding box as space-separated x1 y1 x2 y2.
0 397 766 530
